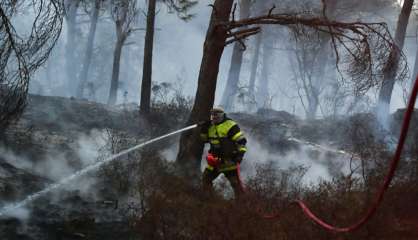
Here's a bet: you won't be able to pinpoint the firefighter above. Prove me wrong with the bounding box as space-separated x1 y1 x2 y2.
199 107 247 198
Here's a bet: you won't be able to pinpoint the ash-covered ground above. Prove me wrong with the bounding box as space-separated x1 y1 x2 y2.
0 95 417 239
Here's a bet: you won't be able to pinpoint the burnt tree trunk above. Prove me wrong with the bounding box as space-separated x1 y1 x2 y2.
220 0 250 111
108 38 124 105
140 0 156 114
108 20 126 105
176 0 234 175
377 0 413 126
76 0 100 99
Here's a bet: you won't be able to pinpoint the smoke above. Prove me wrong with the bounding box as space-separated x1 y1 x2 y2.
158 131 353 186
0 129 108 181
160 138 180 162
21 0 414 118
3 207 30 221
0 129 110 220
242 135 334 185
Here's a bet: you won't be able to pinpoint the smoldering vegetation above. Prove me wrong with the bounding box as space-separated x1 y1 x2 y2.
0 93 417 239
1 0 418 239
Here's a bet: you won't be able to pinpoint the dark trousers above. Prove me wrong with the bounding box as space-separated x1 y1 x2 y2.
202 168 242 198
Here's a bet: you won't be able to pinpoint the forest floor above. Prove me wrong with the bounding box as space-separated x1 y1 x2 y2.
0 94 417 239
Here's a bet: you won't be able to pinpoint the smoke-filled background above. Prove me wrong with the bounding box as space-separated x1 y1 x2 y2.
25 0 417 115
1 0 416 195
1 0 416 203
2 0 418 238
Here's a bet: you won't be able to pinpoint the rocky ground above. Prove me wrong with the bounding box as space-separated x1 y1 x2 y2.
0 94 417 239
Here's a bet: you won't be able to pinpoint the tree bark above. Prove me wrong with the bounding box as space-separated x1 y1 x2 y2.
64 0 80 97
76 0 100 99
176 0 234 175
220 0 250 111
140 0 157 114
108 37 124 105
377 0 413 126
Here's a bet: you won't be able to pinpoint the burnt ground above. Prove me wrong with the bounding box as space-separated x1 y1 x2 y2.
0 95 417 239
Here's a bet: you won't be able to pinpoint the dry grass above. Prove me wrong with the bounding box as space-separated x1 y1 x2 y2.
129 153 418 240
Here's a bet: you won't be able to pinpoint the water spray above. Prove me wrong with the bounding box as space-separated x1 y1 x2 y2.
0 124 197 217
288 137 356 157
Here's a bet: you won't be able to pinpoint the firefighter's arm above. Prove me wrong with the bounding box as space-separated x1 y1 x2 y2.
228 124 247 163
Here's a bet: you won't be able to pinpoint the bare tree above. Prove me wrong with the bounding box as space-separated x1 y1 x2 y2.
64 0 81 97
288 26 328 119
0 0 63 130
76 0 103 99
139 0 157 113
220 0 251 111
139 0 197 114
377 0 413 127
176 0 235 175
256 28 274 109
108 0 138 105
175 0 408 174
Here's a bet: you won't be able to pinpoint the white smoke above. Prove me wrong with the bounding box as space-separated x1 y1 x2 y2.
157 131 354 186
0 129 109 181
0 129 110 219
241 135 333 185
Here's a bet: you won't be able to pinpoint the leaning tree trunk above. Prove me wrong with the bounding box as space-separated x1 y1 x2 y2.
220 0 250 111
76 0 100 99
176 0 234 175
108 36 124 105
140 0 156 114
377 0 413 126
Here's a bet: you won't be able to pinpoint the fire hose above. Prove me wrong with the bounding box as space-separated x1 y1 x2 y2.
236 75 418 232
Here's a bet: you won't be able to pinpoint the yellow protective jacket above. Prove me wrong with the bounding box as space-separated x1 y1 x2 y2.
200 118 247 172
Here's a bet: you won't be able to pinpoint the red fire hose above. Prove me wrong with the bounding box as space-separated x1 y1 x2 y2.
237 75 418 232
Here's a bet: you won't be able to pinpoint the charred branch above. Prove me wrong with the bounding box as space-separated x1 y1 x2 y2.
225 27 261 49
220 12 408 94
0 0 63 129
